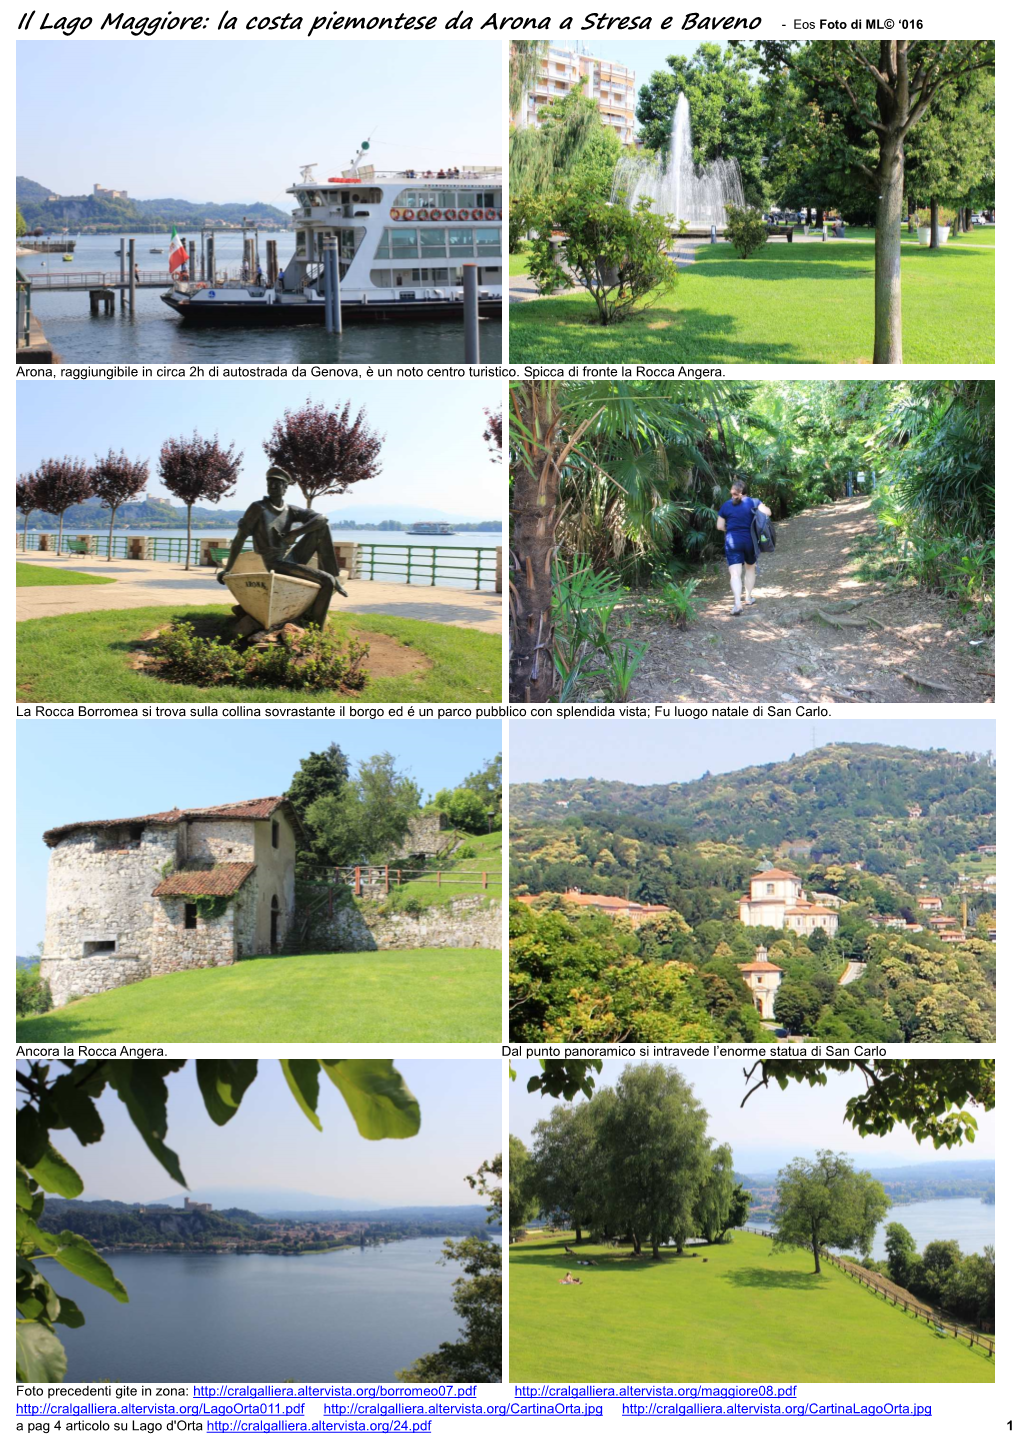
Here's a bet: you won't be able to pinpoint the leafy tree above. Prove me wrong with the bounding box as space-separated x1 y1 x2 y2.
905 71 994 244
509 38 547 118
529 1101 605 1243
303 752 420 866
944 1245 994 1329
510 84 617 199
432 787 490 835
17 207 27 238
263 399 384 508
915 1238 963 1306
603 1064 712 1258
508 1135 538 1235
157 431 242 570
30 457 93 557
287 743 351 867
17 1059 419 1382
460 754 502 814
397 1156 501 1383
756 41 995 363
772 1150 888 1273
883 1220 919 1286
16 475 39 551
693 1143 736 1244
89 450 149 560
483 409 502 464
772 979 822 1034
723 205 769 259
726 1184 752 1232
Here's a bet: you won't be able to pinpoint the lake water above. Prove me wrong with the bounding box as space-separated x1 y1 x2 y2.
19 231 502 364
876 1197 995 1255
43 1237 461 1383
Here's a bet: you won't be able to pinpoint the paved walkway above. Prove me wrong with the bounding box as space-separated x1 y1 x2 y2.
16 553 502 633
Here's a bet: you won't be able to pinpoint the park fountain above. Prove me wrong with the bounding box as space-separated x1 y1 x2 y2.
611 93 745 233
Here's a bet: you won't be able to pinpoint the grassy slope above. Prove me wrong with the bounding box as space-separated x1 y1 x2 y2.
16 949 501 1044
509 240 993 364
16 605 501 703
510 1232 993 1383
17 563 115 587
385 830 502 908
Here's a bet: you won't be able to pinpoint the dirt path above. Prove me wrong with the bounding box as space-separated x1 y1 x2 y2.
618 497 993 704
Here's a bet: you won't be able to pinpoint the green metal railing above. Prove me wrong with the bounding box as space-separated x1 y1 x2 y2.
16 532 255 565
356 544 497 590
16 267 32 348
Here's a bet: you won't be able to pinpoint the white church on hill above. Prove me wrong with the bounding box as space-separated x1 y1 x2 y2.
738 868 839 938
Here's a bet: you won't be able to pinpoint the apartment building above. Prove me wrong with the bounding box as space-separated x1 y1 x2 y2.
518 46 636 146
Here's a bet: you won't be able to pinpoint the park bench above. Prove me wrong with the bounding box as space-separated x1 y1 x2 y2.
65 540 90 555
209 547 231 565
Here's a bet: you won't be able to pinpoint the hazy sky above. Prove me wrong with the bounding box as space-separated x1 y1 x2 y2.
17 38 502 202
509 719 996 786
512 1059 996 1174
17 716 500 952
16 377 502 516
18 1060 501 1206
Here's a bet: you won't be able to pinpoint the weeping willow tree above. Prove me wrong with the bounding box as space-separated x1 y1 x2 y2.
509 39 547 119
510 85 619 198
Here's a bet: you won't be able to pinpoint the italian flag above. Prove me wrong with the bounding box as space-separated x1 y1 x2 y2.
168 227 188 273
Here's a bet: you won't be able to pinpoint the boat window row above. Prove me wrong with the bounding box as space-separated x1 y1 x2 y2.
394 189 501 211
294 189 383 207
375 227 501 259
369 265 502 287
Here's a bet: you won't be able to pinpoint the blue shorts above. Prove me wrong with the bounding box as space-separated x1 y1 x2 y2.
725 536 757 567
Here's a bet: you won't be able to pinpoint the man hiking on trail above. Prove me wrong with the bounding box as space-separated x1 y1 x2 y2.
716 480 772 616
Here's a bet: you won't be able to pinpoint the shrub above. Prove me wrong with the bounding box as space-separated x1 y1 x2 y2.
457 844 478 859
530 191 679 325
148 621 370 693
724 204 769 260
402 897 427 918
17 964 52 1018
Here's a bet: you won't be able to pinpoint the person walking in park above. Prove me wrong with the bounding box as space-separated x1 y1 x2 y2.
716 480 772 616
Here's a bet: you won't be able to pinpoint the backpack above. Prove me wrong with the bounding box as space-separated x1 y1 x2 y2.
751 504 776 553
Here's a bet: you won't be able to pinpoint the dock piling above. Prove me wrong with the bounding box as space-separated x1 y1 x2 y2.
323 237 341 333
188 240 196 279
267 239 278 287
128 238 136 316
207 236 216 286
463 263 479 363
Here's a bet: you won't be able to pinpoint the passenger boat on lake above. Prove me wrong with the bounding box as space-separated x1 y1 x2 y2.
161 152 502 327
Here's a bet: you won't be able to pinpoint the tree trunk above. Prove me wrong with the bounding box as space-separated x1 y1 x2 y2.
574 1224 583 1245
107 506 118 561
872 137 906 364
509 383 563 703
185 502 193 570
651 1239 660 1260
929 194 940 250
812 1236 821 1275
964 206 973 232
631 1232 642 1255
57 509 66 556
22 512 31 550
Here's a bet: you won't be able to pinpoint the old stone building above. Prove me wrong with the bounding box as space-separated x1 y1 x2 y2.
738 867 838 939
40 796 302 1007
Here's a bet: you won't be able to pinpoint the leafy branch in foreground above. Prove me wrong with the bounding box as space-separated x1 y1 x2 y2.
16 1059 419 1381
741 1059 994 1148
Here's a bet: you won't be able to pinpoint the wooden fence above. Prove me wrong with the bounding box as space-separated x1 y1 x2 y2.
738 1227 993 1356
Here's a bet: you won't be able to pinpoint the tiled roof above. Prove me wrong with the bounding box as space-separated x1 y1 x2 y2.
785 904 837 916
751 869 801 880
153 863 256 898
45 797 293 846
738 960 784 973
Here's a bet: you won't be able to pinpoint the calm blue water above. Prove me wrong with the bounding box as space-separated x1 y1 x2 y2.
19 231 502 363
876 1197 995 1255
42 1237 461 1383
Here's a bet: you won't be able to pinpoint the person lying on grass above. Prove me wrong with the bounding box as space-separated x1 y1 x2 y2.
716 479 772 616
560 1272 583 1285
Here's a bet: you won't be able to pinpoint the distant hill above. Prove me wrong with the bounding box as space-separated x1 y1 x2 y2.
511 743 995 857
17 176 289 233
327 504 499 526
152 1188 380 1213
18 498 247 532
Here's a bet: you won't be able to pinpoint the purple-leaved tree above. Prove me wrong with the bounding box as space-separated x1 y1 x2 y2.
158 432 242 570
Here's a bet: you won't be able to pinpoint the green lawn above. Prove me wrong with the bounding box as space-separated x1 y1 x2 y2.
17 562 115 587
510 1231 993 1383
16 605 501 703
384 830 502 909
509 239 994 363
16 949 501 1043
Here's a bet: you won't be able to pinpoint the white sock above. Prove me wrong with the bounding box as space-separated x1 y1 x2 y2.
745 564 756 601
729 564 743 609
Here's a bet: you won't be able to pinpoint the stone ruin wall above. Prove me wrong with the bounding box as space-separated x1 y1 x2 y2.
185 819 255 865
367 895 501 951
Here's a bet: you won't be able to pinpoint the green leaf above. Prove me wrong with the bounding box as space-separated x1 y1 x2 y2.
105 1062 186 1187
17 1105 48 1169
49 1075 106 1146
25 1140 84 1199
280 1061 322 1130
55 1294 86 1328
16 1320 67 1383
18 1215 128 1302
196 1060 259 1126
17 1163 35 1210
319 1061 421 1140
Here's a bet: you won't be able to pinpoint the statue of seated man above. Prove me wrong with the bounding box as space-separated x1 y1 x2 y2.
217 465 347 629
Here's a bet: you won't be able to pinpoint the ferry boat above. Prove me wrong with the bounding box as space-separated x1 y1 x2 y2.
161 150 502 327
406 522 456 535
